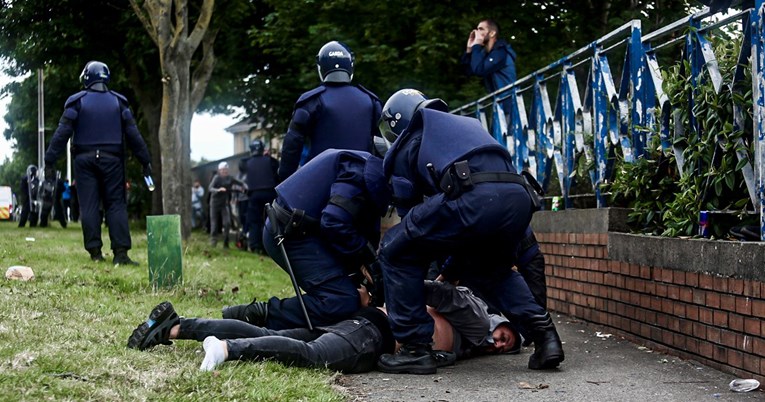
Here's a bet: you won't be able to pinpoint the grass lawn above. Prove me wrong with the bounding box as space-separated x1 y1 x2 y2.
0 221 345 401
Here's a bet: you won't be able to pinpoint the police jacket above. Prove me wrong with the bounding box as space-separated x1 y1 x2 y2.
44 88 151 168
275 149 390 257
383 108 516 217
19 175 39 204
246 155 279 191
278 83 382 180
461 39 517 94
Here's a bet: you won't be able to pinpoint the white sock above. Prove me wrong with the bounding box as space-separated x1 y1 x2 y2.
200 336 226 371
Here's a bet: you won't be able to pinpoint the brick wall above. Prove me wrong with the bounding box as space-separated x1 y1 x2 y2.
538 230 765 382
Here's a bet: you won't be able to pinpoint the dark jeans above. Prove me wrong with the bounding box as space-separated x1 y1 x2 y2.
178 317 381 373
247 189 275 251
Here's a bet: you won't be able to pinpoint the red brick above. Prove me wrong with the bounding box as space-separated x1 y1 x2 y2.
667 285 680 300
729 278 745 295
736 297 752 316
594 247 605 259
728 350 745 368
679 288 693 303
752 299 765 317
714 345 728 364
662 329 673 345
673 333 687 349
685 272 699 287
673 302 686 318
700 307 715 325
714 276 729 293
686 305 699 321
745 318 761 337
650 296 662 311
656 284 668 298
743 353 760 372
713 310 729 327
686 337 700 355
693 322 707 338
699 274 715 290
661 268 674 283
692 289 706 305
707 327 722 343
598 233 608 245
698 340 714 358
730 313 745 332
720 295 736 312
644 281 656 295
656 313 668 328
673 270 686 284
744 280 761 298
749 338 765 358
629 264 640 278
706 292 721 309
721 329 739 348
608 260 620 272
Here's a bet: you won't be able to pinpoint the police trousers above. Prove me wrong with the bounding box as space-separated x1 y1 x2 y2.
379 182 544 345
178 316 382 373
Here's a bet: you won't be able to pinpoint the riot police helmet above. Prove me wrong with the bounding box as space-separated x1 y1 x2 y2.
378 89 448 145
26 165 38 178
249 139 265 156
316 41 354 83
79 61 111 89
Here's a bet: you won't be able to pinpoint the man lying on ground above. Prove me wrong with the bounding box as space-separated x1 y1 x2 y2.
127 280 521 374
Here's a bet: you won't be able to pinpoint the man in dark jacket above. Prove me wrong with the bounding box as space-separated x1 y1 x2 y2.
208 161 246 248
245 139 279 254
17 165 39 228
461 19 517 95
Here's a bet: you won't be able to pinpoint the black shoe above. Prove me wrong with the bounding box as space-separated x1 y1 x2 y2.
377 343 439 375
431 350 457 367
113 248 139 266
127 301 180 350
526 313 565 370
221 298 268 326
88 248 105 262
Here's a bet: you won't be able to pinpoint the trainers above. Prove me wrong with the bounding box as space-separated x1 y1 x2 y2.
127 301 180 350
377 343 439 375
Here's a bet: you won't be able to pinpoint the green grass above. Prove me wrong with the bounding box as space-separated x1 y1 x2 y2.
0 221 345 401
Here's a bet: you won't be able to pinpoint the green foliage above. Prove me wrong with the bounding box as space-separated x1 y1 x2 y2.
0 223 343 400
608 34 753 238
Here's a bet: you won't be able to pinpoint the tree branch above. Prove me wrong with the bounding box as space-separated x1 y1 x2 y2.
186 0 215 52
129 0 159 46
191 28 218 110
170 0 188 53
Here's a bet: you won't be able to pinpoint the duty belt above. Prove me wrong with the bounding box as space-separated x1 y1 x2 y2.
271 201 319 237
438 160 543 210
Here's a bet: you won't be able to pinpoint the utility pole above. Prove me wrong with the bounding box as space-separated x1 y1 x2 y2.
37 68 44 171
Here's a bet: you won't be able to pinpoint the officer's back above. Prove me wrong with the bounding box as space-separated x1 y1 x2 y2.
278 41 382 180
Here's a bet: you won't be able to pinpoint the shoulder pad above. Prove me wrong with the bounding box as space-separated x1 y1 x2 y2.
354 84 380 101
295 86 326 106
64 91 87 108
110 90 129 104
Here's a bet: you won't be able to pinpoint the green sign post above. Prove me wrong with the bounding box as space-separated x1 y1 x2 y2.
147 215 183 288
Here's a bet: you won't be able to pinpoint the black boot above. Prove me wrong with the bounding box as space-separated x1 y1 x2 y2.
526 312 565 370
88 248 105 262
221 298 268 326
377 343 441 375
113 248 139 266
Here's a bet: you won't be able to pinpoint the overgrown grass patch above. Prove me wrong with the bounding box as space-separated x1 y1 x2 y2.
0 221 344 401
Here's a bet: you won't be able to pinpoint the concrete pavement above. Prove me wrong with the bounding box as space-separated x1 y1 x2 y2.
341 313 764 401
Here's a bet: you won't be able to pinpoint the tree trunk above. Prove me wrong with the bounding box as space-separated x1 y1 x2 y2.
130 0 216 239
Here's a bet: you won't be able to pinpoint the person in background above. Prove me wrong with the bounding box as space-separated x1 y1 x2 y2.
17 165 40 228
62 179 72 222
244 139 279 254
208 162 246 248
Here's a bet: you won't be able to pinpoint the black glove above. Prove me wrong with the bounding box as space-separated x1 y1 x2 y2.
44 166 55 180
143 163 152 177
364 260 385 307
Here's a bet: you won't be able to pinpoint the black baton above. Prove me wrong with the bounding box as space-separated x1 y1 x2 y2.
265 203 313 330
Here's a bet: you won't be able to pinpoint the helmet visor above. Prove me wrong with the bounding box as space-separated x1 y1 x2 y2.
378 109 399 144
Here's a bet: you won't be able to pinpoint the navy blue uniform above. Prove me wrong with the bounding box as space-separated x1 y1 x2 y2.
379 108 543 345
17 174 39 228
263 149 390 330
45 89 151 253
246 154 279 252
278 84 381 181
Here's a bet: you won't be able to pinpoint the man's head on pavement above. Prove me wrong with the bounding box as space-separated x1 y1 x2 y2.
487 322 518 354
316 41 354 83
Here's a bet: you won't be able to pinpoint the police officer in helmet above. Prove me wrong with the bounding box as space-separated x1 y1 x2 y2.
375 89 564 374
277 41 382 181
45 61 152 265
245 139 279 254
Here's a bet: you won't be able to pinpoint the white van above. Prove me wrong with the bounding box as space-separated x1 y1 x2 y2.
0 186 14 220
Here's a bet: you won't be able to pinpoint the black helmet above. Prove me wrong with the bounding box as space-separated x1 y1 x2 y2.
316 41 354 83
79 61 110 88
378 89 448 144
249 139 265 155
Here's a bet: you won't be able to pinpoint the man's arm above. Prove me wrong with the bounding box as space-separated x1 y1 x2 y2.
423 280 490 347
44 105 79 167
117 99 151 167
278 100 320 180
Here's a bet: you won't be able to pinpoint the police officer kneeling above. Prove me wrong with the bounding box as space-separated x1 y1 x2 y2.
376 89 564 374
222 149 390 330
44 61 152 265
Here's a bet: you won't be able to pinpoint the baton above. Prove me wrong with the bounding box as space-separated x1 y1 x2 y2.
265 203 313 330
